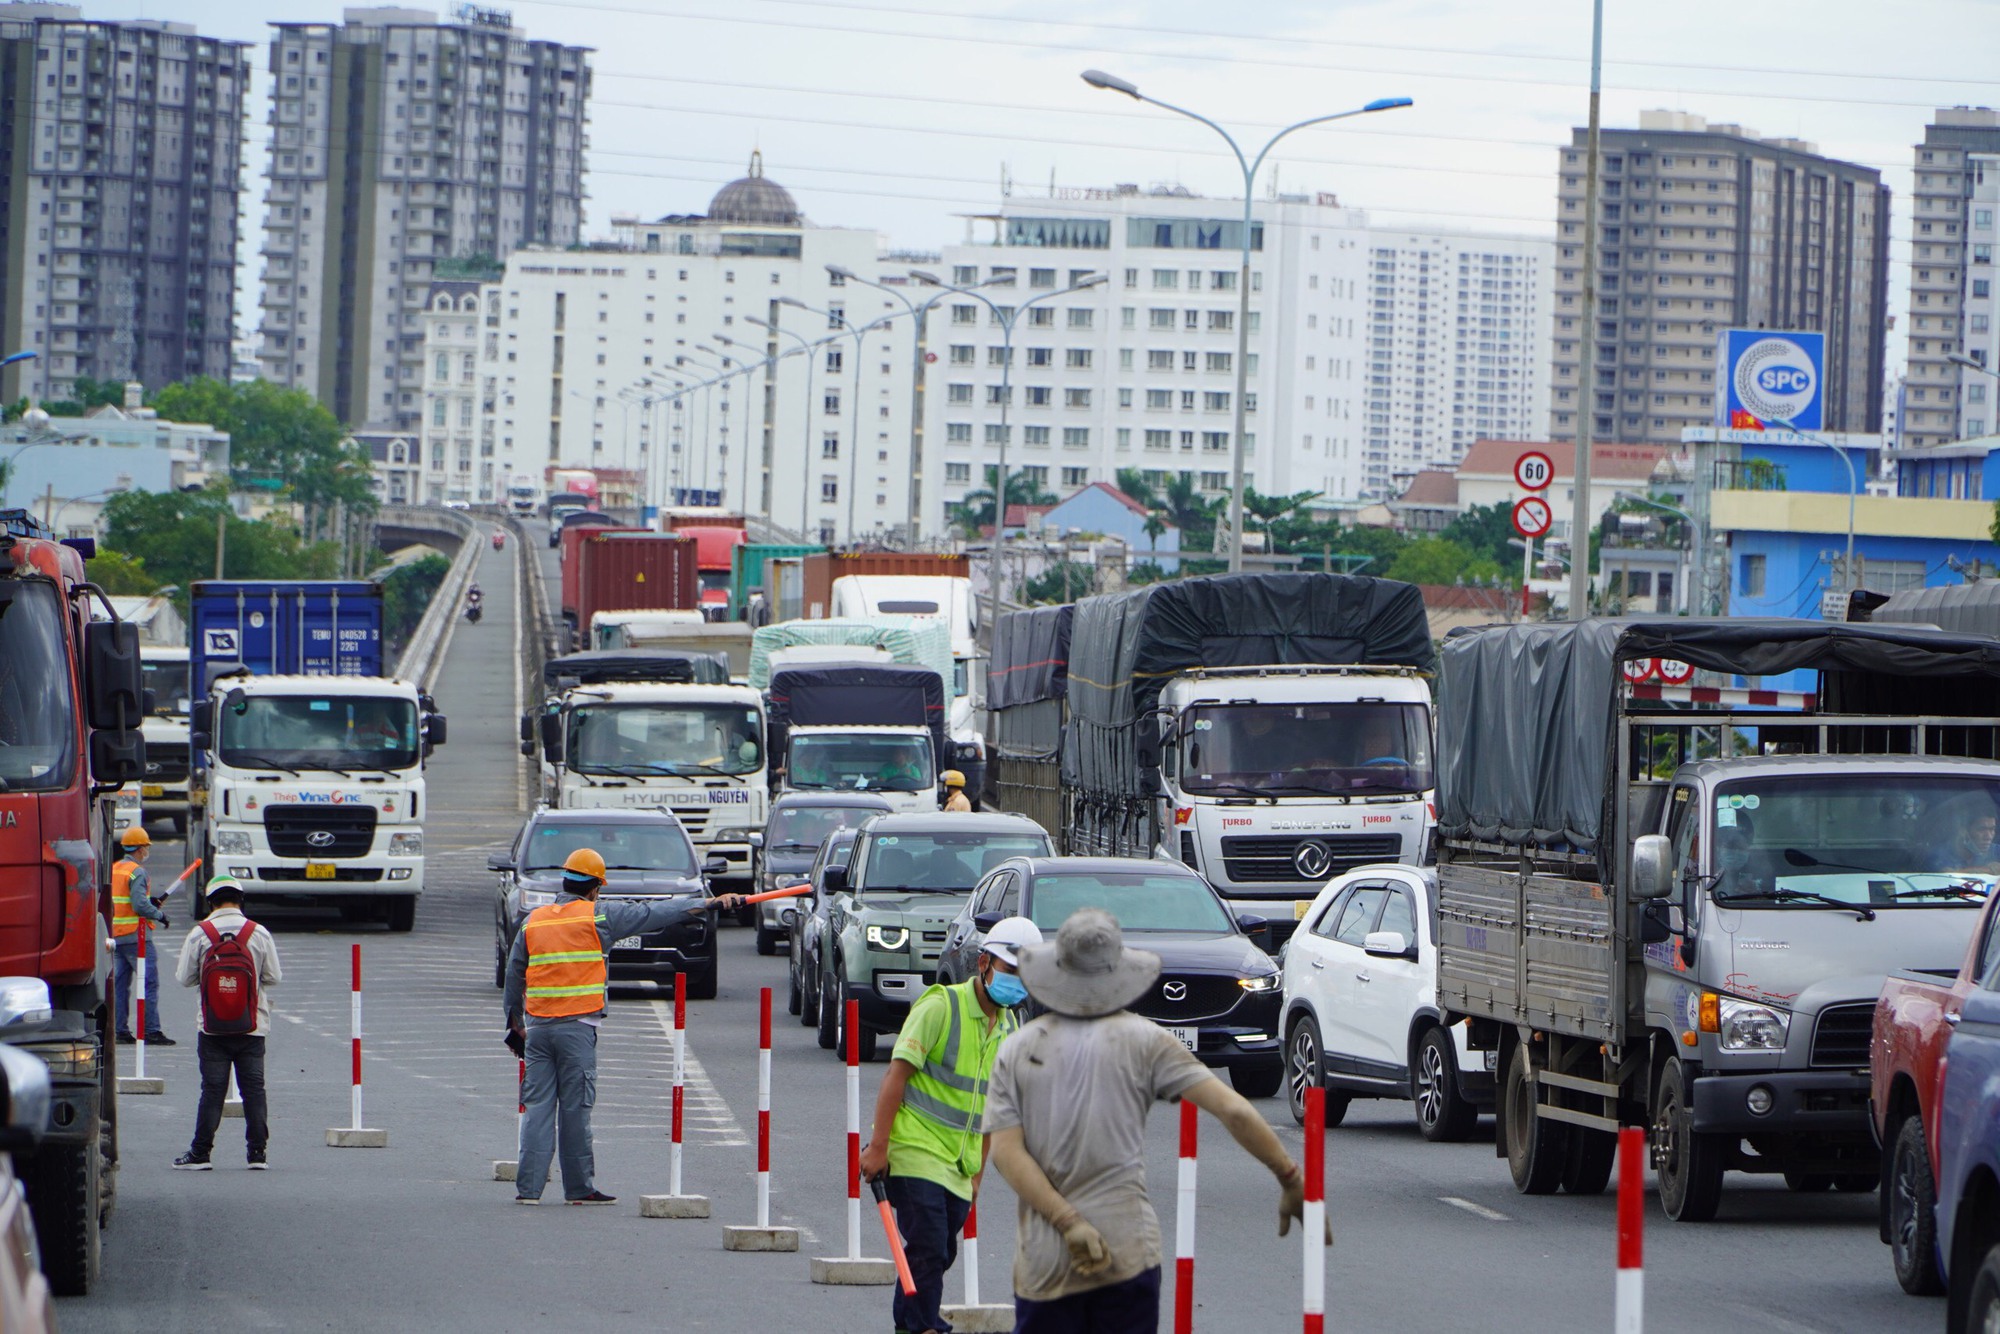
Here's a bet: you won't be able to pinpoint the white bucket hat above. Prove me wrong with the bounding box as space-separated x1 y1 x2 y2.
1015 908 1160 1018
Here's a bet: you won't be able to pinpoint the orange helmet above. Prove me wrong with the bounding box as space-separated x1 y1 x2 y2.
562 848 607 882
120 827 151 848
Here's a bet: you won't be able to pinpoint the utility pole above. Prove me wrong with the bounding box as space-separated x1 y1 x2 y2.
215 505 227 578
1566 0 1605 620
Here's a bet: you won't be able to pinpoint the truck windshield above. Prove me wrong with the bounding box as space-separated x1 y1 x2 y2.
0 581 77 791
142 658 190 716
218 694 419 771
570 703 762 776
789 734 934 793
1708 775 2000 910
858 833 1051 892
1180 701 1433 797
1029 873 1232 933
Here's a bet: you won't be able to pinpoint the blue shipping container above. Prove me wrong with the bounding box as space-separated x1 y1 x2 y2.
190 580 385 687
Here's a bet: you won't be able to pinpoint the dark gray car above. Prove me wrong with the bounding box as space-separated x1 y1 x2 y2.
749 792 893 956
790 825 864 1028
491 807 728 999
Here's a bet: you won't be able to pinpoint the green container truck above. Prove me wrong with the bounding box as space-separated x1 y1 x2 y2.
731 543 822 621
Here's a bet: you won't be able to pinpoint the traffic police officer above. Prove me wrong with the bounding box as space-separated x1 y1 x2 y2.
502 847 745 1204
111 826 174 1045
941 769 972 813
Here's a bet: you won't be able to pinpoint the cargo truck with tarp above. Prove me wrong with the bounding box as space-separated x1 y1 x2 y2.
1433 617 2000 1222
765 662 947 816
1048 572 1437 932
983 603 1071 832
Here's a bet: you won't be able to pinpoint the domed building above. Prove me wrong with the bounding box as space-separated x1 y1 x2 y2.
706 151 802 228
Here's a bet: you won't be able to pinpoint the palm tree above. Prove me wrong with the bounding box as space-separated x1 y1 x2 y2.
950 465 1057 539
1115 467 1158 510
1142 507 1168 569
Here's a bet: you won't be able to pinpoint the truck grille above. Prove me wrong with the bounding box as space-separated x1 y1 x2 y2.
1129 974 1244 1022
1810 1003 1875 1068
1219 834 1403 883
264 805 378 860
672 808 710 837
256 867 383 883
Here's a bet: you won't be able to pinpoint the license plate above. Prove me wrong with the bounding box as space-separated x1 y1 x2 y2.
1293 899 1313 921
613 935 643 950
140 784 164 798
304 863 335 880
1165 1025 1198 1053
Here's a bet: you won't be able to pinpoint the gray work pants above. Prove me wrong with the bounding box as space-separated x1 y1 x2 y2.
516 1020 598 1200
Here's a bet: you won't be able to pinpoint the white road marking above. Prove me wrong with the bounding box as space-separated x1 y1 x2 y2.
649 1000 750 1147
1439 1196 1511 1222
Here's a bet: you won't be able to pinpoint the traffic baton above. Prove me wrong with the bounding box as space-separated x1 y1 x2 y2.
869 1176 918 1296
1616 1126 1645 1333
739 883 811 906
173 858 204 884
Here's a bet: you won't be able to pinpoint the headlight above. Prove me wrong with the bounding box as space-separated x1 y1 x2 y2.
866 924 909 951
1718 998 1790 1051
1239 973 1280 993
520 888 556 910
214 831 253 856
389 831 424 856
27 1040 98 1078
713 826 751 843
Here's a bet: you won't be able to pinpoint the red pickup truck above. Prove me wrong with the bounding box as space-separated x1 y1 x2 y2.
1870 888 2000 1296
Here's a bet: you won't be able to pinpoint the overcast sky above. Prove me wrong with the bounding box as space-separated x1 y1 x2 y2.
78 0 2000 370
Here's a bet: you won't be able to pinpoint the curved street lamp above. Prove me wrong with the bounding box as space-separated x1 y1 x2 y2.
1081 70 1411 573
1776 418 1859 596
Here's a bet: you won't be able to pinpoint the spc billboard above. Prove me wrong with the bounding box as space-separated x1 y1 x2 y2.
1715 329 1825 432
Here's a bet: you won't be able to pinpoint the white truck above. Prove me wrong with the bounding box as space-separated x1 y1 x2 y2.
531 650 767 890
189 580 445 931
828 574 987 802
590 610 754 679
138 645 191 834
765 660 947 816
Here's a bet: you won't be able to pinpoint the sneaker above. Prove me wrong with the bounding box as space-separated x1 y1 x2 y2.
146 1033 177 1047
172 1152 211 1171
566 1191 616 1206
246 1149 268 1170
115 1032 135 1045
514 1195 540 1206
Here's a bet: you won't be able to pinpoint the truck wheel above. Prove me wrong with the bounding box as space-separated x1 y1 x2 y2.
1503 1044 1569 1195
1561 1128 1618 1196
1229 1061 1284 1100
384 897 416 933
1889 1116 1946 1295
1412 1026 1480 1143
683 956 718 1002
816 970 839 1050
1652 1058 1724 1222
1968 1243 2000 1333
25 1141 100 1296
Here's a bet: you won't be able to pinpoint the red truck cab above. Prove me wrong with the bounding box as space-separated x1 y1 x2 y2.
1870 885 2000 1296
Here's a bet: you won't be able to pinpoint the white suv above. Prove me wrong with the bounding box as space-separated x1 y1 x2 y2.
1279 864 1493 1140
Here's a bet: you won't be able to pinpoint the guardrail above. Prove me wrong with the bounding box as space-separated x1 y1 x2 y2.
386 505 480 691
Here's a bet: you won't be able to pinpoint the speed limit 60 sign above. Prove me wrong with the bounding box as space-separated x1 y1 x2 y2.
1512 495 1553 539
1514 450 1554 492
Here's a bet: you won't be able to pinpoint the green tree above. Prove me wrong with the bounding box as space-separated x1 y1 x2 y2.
83 548 162 595
149 378 376 529
1023 560 1095 605
1114 467 1158 509
102 487 340 600
950 466 1057 539
381 552 452 653
1386 537 1502 587
43 376 130 417
1439 502 1522 573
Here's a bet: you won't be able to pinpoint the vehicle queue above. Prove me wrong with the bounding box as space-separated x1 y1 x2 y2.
483 562 2000 1331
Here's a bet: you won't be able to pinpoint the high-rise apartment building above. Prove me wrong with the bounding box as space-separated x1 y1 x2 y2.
1903 107 2000 449
256 5 589 434
0 3 247 404
1550 110 1890 450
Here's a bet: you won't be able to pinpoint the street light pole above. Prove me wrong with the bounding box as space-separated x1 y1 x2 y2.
1777 418 1859 593
1082 70 1410 574
912 270 1105 641
745 315 821 539
781 298 906 543
1566 0 1606 619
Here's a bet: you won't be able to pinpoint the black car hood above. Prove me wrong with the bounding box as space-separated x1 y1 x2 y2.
1131 931 1274 977
518 868 704 897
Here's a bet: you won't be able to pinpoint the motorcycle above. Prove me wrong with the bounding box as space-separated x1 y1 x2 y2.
465 603 483 624
491 531 506 551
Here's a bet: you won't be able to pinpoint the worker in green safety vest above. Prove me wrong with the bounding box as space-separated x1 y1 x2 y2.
861 915 1043 1334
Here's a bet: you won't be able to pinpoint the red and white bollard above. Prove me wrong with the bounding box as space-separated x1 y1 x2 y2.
641 972 711 1217
117 922 163 1095
1303 1085 1327 1334
327 943 386 1147
1616 1126 1645 1333
723 987 798 1250
1175 1098 1198 1334
810 997 895 1283
493 1057 525 1180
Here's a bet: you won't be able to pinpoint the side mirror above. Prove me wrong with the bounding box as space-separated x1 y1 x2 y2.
520 741 534 757
747 831 765 850
1236 913 1269 935
91 729 144 785
192 732 212 753
540 713 562 757
487 853 515 872
822 865 849 895
83 619 143 729
1630 834 1673 900
1640 900 1672 946
703 855 730 876
519 714 533 744
0 977 53 1032
973 910 1003 933
426 714 448 747
0 1044 51 1152
191 700 212 736
1363 930 1416 961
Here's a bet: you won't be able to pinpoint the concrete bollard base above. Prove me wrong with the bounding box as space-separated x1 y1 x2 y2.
326 1127 389 1148
493 1160 517 1182
808 1255 898 1285
721 1224 800 1252
940 1304 1015 1333
638 1194 711 1219
116 1077 164 1096
222 1100 244 1119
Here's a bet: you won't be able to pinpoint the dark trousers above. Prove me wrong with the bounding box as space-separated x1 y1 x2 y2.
190 1033 268 1157
886 1173 971 1334
112 936 161 1036
1013 1266 1162 1334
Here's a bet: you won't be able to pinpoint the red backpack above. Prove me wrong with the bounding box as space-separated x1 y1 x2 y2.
198 919 261 1035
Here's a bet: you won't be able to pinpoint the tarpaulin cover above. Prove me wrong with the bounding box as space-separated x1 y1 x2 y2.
1870 580 2000 637
1436 616 2000 855
748 617 954 690
543 648 730 689
765 663 948 769
1065 573 1436 799
988 605 1073 710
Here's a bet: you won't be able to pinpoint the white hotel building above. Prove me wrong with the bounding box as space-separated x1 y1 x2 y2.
925 187 1552 524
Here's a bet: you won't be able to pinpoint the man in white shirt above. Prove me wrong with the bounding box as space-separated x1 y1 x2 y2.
172 875 283 1171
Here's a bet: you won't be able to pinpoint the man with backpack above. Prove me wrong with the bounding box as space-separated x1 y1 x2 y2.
172 874 283 1170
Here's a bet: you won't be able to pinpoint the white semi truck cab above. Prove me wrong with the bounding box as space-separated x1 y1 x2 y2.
139 644 192 833
780 722 939 815
195 673 440 931
543 681 768 887
1160 666 1433 921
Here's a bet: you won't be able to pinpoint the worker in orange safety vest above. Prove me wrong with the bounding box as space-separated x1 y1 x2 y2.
111 826 175 1045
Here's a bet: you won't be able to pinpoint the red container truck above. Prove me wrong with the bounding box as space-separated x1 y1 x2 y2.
559 523 641 629
574 531 700 635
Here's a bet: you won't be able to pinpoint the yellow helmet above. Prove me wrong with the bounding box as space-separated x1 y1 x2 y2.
562 848 607 881
119 826 151 848
942 770 966 788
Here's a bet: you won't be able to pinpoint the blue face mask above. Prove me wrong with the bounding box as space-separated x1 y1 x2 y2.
984 967 1028 1009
